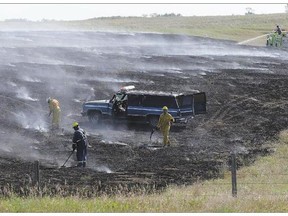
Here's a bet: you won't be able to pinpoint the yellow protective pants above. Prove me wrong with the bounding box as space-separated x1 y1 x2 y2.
52 109 60 129
161 126 171 146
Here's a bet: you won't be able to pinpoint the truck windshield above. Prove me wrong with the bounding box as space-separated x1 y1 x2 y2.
110 93 126 103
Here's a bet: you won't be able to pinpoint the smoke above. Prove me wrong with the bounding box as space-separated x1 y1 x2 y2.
21 75 42 83
1 29 287 169
13 111 49 132
1 31 281 122
0 134 66 167
0 132 36 154
93 165 113 173
93 77 139 83
96 165 113 173
73 99 82 103
7 81 17 87
0 130 58 166
16 87 39 102
232 146 249 154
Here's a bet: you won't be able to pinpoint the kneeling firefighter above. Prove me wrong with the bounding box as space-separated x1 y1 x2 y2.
72 122 88 167
157 106 175 146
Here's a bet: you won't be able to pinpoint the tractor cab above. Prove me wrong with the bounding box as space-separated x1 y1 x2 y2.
266 30 287 48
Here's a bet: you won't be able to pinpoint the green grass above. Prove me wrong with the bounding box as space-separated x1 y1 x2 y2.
63 13 288 43
1 131 288 212
1 13 288 44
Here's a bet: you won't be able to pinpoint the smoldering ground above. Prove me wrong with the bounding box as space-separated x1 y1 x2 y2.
0 30 288 194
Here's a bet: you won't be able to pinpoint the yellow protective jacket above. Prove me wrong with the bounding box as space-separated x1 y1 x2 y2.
49 99 61 112
157 112 175 131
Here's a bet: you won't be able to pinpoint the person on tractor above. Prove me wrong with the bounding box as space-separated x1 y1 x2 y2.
275 25 282 35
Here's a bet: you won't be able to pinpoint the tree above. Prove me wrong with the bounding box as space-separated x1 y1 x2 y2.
150 13 158 18
245 7 254 15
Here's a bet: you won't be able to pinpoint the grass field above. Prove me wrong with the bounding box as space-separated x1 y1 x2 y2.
1 131 288 213
61 13 288 44
1 13 288 44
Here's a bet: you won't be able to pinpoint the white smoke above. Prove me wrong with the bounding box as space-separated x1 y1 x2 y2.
93 77 139 83
21 75 42 83
7 81 17 87
95 165 113 173
16 87 39 101
14 111 49 132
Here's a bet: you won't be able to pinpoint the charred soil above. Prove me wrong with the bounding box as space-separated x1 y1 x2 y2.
0 31 287 196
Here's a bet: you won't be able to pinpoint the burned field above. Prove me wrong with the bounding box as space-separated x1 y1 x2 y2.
0 31 288 196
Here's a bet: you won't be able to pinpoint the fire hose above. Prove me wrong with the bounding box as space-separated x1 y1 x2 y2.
61 149 75 167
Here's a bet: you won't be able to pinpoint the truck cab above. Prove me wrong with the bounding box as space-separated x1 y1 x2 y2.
82 86 206 126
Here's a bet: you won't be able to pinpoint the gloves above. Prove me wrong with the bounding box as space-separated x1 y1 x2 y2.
72 144 76 151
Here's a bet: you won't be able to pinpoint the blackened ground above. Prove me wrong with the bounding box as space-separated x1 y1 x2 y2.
0 31 287 196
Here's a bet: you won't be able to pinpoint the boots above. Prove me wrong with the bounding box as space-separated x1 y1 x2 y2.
76 162 86 167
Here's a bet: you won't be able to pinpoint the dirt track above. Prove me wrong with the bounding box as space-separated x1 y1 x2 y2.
0 31 288 196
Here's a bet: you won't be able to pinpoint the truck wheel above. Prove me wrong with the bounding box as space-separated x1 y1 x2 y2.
148 116 159 127
88 112 102 125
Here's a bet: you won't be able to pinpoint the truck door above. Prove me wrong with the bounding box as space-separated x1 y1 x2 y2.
127 94 143 116
177 95 193 116
109 93 127 118
193 92 206 115
108 95 116 116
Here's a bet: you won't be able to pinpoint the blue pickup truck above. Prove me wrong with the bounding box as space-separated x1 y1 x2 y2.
81 86 206 126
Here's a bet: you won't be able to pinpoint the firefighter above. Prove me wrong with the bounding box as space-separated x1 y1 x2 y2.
72 122 88 167
47 97 61 130
157 106 175 146
276 25 282 35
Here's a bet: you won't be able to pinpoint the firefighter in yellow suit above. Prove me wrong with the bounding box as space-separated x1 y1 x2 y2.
48 97 61 130
157 106 175 146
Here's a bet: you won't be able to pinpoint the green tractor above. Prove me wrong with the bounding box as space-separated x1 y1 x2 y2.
266 31 287 48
